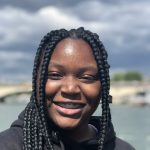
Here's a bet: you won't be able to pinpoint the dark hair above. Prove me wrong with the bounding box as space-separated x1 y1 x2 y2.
23 27 111 150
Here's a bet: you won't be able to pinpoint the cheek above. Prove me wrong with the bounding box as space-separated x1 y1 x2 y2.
87 83 101 117
80 82 101 118
82 81 101 105
45 80 60 117
45 79 60 97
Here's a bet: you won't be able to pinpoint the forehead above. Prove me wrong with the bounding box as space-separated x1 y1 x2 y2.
49 38 97 66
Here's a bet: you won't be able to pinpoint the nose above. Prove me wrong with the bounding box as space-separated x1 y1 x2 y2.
61 76 80 96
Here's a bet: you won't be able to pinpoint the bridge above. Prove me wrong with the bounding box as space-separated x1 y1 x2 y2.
0 82 149 104
0 83 32 103
0 91 31 102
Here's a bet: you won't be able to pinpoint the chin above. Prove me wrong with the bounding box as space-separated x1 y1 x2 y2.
51 116 81 130
57 124 77 130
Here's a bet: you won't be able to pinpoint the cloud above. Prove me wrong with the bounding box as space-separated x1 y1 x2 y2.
0 0 150 83
0 50 31 61
0 50 33 83
1 0 149 12
0 0 93 11
0 50 32 75
0 5 109 52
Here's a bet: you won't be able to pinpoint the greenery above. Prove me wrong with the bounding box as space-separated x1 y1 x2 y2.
111 71 143 81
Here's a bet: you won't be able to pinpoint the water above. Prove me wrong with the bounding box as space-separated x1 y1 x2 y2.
0 103 149 150
109 105 150 150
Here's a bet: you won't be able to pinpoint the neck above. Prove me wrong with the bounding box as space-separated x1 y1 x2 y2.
62 123 97 142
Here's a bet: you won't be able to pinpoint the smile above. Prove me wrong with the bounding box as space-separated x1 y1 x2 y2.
53 101 85 109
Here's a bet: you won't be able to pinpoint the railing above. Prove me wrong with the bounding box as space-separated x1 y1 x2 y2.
0 91 31 102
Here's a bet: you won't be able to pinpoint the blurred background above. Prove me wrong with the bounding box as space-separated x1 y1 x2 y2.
0 0 150 150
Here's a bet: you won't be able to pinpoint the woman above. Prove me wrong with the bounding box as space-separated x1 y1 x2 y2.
0 27 135 150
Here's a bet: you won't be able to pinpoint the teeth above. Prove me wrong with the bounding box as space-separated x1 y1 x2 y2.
53 102 84 109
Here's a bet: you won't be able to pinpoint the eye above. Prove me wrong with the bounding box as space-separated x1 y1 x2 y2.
79 74 98 83
48 72 62 80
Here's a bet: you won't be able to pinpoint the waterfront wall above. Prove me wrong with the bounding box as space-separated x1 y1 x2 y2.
0 82 150 104
0 83 32 97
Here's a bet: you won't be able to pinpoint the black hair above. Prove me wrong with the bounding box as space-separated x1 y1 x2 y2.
23 27 111 150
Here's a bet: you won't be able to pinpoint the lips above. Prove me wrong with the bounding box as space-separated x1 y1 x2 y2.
52 101 85 116
53 101 85 109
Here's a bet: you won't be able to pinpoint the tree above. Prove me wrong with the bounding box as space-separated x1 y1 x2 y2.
124 71 143 81
111 73 124 81
111 71 143 81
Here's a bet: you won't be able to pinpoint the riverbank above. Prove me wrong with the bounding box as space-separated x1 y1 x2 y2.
0 81 150 105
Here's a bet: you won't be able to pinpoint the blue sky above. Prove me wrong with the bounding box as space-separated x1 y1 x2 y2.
0 0 150 83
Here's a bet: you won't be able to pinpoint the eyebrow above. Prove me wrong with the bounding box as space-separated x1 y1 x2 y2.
48 62 64 69
48 62 98 72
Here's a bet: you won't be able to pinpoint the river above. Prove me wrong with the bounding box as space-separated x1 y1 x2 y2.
0 102 149 150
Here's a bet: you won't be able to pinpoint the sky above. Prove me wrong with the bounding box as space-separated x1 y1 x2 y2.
0 0 150 83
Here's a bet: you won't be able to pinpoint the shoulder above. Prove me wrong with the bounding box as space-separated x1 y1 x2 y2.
0 127 23 150
0 111 24 150
115 137 136 150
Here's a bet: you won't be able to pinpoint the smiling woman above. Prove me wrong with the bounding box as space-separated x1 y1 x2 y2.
46 38 101 134
0 27 135 150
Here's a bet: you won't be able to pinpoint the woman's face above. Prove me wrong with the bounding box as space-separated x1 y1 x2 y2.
45 38 101 130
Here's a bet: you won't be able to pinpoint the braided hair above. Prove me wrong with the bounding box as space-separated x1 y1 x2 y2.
23 27 111 150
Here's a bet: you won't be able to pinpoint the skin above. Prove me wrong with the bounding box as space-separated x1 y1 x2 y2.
45 38 101 141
